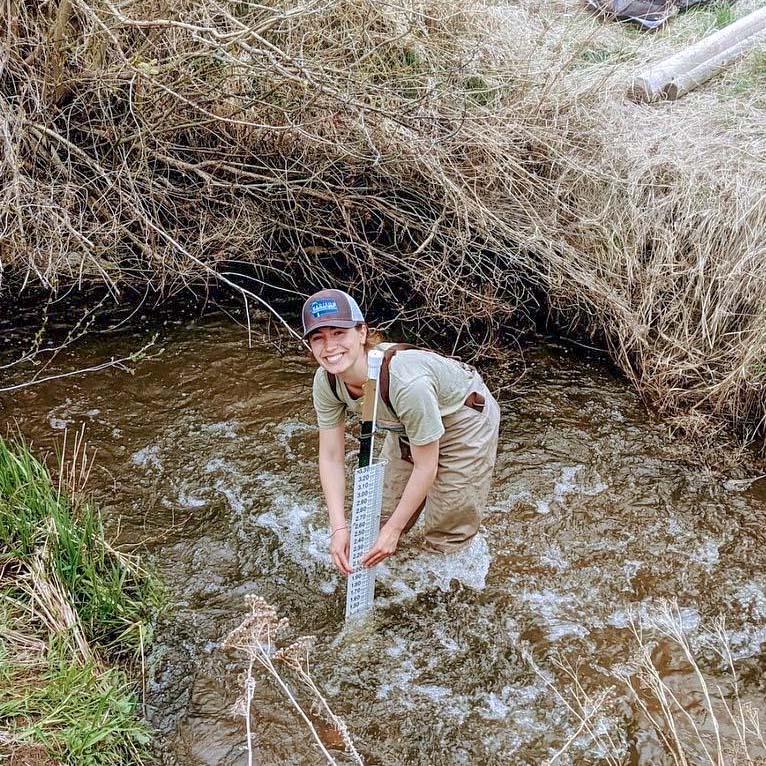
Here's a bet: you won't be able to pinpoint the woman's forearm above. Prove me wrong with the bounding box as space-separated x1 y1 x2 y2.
360 439 439 568
319 455 346 528
386 439 439 531
318 425 347 529
386 463 437 532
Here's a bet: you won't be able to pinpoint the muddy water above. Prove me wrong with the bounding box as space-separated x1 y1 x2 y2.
4 315 766 765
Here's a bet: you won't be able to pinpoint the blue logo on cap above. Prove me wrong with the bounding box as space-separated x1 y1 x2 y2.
310 299 339 318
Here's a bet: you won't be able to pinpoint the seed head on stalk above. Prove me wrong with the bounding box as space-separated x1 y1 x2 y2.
223 595 364 766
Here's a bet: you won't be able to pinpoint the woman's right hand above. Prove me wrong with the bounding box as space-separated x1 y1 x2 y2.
330 527 353 576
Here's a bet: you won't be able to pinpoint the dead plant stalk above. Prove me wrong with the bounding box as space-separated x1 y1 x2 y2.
223 595 364 766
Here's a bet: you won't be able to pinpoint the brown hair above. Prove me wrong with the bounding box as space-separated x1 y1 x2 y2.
363 326 385 351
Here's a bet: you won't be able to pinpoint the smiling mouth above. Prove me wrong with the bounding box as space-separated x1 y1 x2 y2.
325 353 344 364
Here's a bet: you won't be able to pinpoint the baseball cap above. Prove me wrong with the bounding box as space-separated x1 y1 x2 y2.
301 289 365 338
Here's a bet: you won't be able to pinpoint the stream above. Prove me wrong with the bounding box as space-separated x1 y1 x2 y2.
3 310 766 765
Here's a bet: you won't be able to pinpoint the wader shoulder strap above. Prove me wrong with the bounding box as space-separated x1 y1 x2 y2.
380 344 420 419
326 371 341 402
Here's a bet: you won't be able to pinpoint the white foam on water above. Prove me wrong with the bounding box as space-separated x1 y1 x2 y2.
665 517 722 573
721 582 766 659
486 489 532 514
132 444 162 471
610 408 626 423
608 601 701 633
735 581 766 619
535 465 608 515
622 560 642 590
480 692 511 721
516 683 545 704
215 483 246 514
689 539 720 571
384 636 409 659
177 487 207 509
503 615 522 644
256 491 328 572
549 621 590 641
275 419 313 458
203 459 265 516
264 502 492 612
478 682 545 722
375 533 491 609
47 398 73 430
666 517 685 537
423 534 491 591
577 722 624 760
512 707 547 732
306 525 334 570
375 573 419 606
199 420 239 439
204 457 224 472
726 624 766 660
521 588 590 641
431 625 462 654
414 686 471 724
376 661 418 700
412 684 452 701
540 543 570 571
318 578 336 595
608 606 637 630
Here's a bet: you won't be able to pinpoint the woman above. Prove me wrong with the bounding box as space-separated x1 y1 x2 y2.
303 288 501 574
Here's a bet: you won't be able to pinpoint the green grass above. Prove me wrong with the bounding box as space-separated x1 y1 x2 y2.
0 645 150 765
0 437 159 765
686 0 736 32
464 75 494 106
579 46 636 66
711 1 735 30
0 438 159 656
729 46 766 96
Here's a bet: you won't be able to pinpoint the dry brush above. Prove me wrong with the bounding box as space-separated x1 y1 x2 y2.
2 0 766 440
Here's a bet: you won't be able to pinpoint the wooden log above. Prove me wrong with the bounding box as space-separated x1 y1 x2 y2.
629 7 766 102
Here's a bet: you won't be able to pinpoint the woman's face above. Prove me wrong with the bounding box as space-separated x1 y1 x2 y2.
309 325 367 376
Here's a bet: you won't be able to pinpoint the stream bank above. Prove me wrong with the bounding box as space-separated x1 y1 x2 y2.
0 438 158 765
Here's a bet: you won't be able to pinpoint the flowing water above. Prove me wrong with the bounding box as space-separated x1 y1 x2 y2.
3 311 766 765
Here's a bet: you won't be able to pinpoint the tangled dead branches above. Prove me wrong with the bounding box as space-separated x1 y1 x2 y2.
0 0 533 334
2 0 766 440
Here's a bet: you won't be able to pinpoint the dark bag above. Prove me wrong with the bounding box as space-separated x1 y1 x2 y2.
584 0 711 30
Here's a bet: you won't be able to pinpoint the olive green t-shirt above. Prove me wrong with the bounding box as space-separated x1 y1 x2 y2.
311 345 476 445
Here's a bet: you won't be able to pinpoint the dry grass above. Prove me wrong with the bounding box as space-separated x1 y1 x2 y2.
2 0 766 439
531 600 766 765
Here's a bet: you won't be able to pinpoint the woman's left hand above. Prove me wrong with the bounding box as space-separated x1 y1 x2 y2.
360 523 402 568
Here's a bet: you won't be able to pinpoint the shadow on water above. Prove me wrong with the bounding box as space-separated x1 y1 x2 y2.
3 313 766 765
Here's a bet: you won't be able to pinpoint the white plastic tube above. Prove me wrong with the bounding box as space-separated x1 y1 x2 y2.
367 349 384 453
630 8 766 102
